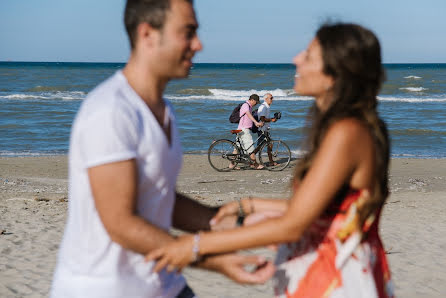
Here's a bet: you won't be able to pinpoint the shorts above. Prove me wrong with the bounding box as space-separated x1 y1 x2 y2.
239 128 254 154
176 285 196 298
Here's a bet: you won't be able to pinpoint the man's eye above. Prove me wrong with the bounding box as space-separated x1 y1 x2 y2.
186 30 195 39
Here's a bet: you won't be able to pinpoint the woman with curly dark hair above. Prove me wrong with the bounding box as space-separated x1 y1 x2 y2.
147 23 394 297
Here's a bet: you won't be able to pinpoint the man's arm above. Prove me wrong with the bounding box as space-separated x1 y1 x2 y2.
89 159 175 254
260 116 276 123
90 160 270 283
245 108 263 127
172 192 218 232
173 192 239 232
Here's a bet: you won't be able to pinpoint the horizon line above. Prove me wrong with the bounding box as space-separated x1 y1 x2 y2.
2 61 446 65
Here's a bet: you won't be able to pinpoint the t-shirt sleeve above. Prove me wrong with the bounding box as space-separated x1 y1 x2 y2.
78 105 139 168
257 104 266 117
239 103 250 117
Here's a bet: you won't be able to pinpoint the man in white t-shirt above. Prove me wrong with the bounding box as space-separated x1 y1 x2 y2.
257 93 278 166
50 1 273 297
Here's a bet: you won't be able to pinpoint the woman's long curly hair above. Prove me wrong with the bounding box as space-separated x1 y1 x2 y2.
294 23 390 224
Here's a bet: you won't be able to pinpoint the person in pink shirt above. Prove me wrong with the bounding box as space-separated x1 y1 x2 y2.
236 94 264 169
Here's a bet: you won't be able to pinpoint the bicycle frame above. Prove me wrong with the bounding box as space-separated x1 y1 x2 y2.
234 129 271 157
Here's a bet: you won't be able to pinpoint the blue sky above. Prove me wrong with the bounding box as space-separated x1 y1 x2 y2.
1 0 445 63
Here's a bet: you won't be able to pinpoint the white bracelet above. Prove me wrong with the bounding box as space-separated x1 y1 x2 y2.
192 233 201 263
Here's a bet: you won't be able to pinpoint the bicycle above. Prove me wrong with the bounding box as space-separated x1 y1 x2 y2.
208 128 291 172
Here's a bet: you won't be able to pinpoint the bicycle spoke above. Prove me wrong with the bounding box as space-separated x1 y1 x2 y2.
258 140 291 171
208 140 240 172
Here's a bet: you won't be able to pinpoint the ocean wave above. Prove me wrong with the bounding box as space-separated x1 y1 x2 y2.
390 129 446 136
208 88 294 97
166 94 313 101
290 149 306 158
0 151 66 157
377 96 446 102
0 91 86 101
176 88 212 96
404 75 422 79
25 85 79 92
399 87 428 92
166 88 312 101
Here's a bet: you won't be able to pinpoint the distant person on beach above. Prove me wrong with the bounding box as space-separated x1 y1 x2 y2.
50 1 272 297
147 22 394 297
257 93 279 166
235 93 264 169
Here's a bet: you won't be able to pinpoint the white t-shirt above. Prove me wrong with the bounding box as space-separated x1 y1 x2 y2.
257 102 271 132
50 71 186 298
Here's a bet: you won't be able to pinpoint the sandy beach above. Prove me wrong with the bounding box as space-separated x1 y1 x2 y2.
0 155 445 297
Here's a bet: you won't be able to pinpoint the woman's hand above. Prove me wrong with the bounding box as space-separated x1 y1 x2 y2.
145 234 194 273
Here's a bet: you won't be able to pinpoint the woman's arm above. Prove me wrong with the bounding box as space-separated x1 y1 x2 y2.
147 119 373 271
210 198 288 226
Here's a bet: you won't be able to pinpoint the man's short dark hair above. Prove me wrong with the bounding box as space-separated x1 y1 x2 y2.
124 0 193 49
249 94 260 103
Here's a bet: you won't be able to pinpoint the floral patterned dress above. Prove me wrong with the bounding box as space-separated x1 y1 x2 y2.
274 189 394 298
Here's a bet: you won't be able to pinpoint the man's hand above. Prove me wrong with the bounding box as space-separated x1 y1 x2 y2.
211 214 237 231
209 201 239 227
199 253 275 284
271 118 277 123
255 121 264 127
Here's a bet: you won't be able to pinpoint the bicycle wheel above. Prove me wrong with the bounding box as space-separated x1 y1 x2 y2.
208 139 240 172
258 140 291 171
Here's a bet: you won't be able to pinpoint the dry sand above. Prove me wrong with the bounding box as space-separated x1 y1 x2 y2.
0 155 445 297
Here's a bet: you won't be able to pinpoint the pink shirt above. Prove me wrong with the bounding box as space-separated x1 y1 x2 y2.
237 101 252 130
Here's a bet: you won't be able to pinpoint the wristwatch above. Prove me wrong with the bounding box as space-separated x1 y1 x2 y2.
236 199 245 226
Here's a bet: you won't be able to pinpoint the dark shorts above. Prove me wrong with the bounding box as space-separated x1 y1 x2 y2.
257 131 268 146
176 285 196 298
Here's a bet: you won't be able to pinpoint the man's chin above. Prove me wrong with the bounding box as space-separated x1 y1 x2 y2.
171 68 191 79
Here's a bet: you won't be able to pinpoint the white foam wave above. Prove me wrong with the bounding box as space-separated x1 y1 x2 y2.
209 88 293 97
404 75 422 79
0 151 66 157
166 94 446 103
0 91 86 101
399 87 428 92
167 88 312 101
291 149 306 158
166 94 313 101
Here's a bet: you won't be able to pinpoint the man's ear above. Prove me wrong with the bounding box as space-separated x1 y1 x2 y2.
136 22 160 48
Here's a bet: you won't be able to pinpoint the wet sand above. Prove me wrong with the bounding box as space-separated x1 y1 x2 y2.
0 155 445 297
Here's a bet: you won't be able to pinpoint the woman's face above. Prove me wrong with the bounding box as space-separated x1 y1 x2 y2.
293 38 334 110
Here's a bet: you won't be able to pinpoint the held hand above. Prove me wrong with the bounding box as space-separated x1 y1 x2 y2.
145 235 194 273
214 254 275 284
271 118 277 123
244 210 283 226
209 201 239 227
211 215 237 231
256 121 264 127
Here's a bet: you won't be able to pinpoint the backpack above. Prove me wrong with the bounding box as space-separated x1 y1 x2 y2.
229 102 247 123
250 109 259 133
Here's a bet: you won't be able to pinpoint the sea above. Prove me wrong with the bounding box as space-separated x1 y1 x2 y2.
0 62 445 158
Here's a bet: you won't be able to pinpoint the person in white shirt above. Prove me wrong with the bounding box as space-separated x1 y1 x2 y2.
50 1 273 297
257 93 279 166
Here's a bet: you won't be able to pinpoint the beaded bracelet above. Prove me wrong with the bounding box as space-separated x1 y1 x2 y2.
192 233 201 263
